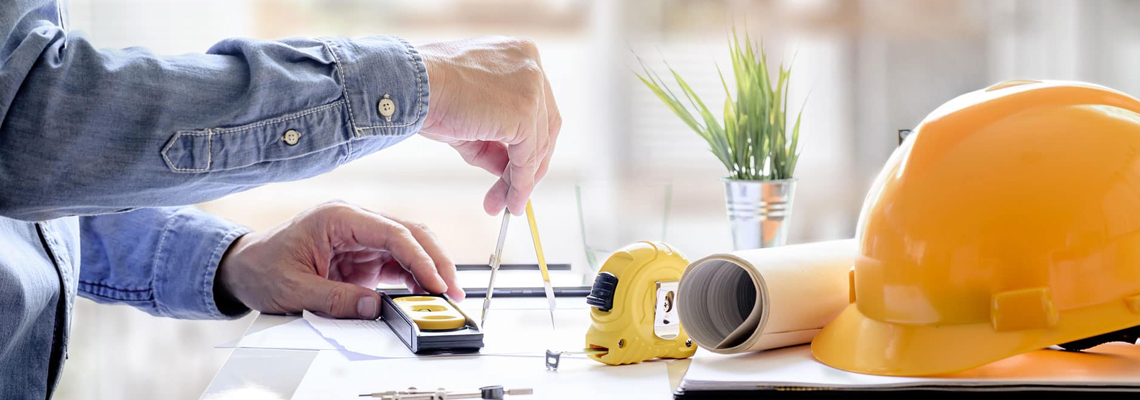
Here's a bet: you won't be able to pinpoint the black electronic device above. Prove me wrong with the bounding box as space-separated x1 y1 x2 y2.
378 292 484 354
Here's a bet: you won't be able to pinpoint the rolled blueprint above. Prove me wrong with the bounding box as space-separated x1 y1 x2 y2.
677 239 855 354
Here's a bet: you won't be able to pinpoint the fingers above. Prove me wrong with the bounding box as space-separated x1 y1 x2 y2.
382 215 465 301
297 273 383 319
404 274 428 294
536 75 561 182
326 206 449 296
422 37 561 216
332 256 385 288
376 259 426 293
500 78 548 215
376 256 408 283
451 141 509 177
483 170 511 215
488 69 560 216
382 267 421 291
504 140 537 215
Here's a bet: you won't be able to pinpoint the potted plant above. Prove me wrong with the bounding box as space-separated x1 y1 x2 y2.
636 29 803 250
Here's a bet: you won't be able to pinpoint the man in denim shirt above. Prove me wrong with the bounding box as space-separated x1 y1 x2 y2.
0 2 561 398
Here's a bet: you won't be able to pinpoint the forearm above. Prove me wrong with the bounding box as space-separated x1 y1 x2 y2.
0 28 428 220
78 207 250 319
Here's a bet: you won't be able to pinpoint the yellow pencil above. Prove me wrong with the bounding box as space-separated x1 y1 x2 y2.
525 199 557 330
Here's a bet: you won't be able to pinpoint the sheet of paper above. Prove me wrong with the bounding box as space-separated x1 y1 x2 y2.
303 310 414 357
476 306 588 356
303 297 593 358
680 344 1140 392
290 349 673 400
217 318 337 351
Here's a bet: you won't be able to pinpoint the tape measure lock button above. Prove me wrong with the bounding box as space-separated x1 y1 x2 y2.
586 272 619 312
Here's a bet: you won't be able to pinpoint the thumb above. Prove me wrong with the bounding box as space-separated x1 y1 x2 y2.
300 274 382 319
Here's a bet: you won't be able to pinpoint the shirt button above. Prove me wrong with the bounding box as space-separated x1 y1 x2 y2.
282 129 301 146
377 94 395 122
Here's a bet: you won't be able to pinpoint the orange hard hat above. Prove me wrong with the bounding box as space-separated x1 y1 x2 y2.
812 80 1140 376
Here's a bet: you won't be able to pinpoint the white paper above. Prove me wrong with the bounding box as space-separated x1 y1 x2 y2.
678 239 855 353
680 344 1140 392
290 349 673 400
302 297 593 358
218 318 337 351
303 310 415 357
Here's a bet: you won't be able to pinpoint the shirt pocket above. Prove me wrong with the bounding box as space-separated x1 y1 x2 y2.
161 100 354 173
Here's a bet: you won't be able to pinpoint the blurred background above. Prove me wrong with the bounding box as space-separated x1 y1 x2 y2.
57 0 1140 399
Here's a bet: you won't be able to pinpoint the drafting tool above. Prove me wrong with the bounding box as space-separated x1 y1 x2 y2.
379 292 483 354
524 200 557 329
479 199 558 330
579 241 696 366
358 385 533 399
479 212 511 328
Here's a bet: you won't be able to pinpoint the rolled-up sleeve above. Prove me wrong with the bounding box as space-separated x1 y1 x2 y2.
78 207 250 319
0 26 429 221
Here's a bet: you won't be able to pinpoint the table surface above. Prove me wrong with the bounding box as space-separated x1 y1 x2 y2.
200 312 691 400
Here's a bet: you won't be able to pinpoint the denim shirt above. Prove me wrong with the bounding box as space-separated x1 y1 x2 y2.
0 1 429 398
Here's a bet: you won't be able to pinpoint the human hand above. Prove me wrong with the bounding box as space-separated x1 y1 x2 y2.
417 37 562 216
215 201 464 319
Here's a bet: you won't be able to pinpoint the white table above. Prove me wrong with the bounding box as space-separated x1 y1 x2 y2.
201 314 319 399
200 312 691 399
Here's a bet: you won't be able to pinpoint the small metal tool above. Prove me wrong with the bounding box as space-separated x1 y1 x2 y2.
480 212 511 328
358 385 533 399
653 281 681 340
545 348 609 371
524 200 558 330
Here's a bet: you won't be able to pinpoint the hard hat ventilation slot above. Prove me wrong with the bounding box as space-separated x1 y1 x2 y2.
677 259 763 350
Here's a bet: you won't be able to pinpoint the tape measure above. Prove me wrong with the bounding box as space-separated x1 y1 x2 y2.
582 241 697 365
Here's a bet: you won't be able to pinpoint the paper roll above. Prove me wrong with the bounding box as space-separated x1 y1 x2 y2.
677 239 856 353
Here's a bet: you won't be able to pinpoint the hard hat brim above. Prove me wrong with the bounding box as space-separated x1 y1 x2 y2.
811 302 1140 376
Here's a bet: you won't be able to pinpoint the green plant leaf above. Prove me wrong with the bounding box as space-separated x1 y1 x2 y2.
633 25 805 181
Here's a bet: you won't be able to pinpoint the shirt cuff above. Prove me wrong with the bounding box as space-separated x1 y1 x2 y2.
152 207 252 319
320 36 430 139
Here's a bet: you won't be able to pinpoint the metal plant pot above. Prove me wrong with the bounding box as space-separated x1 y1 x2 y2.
722 178 797 250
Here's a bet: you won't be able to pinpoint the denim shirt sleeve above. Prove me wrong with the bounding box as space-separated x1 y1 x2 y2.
78 207 251 319
0 25 429 221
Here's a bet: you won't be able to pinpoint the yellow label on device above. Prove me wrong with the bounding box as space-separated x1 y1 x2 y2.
392 296 467 331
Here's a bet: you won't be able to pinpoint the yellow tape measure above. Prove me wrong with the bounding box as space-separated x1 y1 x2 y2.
582 241 697 365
